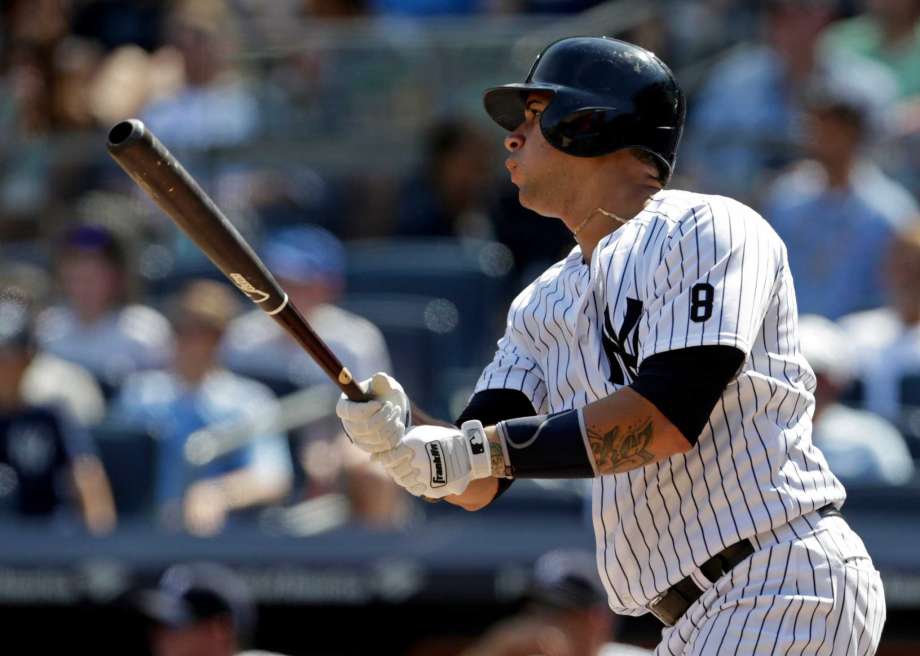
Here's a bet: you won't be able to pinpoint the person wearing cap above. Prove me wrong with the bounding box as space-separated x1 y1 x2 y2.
763 75 918 319
798 314 914 485
111 280 292 535
132 561 286 656
221 225 390 392
0 297 116 533
461 549 651 656
36 224 174 395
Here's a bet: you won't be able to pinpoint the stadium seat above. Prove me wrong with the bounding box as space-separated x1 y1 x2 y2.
340 293 466 417
899 374 920 461
345 238 513 367
91 424 157 518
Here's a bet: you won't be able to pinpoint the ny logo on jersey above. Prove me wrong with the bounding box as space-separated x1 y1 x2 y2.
602 298 643 385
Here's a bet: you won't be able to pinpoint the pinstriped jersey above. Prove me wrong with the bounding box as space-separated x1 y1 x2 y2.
473 189 846 614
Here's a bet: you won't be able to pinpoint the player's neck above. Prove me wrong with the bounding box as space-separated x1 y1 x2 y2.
569 189 656 262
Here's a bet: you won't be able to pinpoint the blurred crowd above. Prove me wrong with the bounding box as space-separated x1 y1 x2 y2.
115 549 648 656
1 0 920 549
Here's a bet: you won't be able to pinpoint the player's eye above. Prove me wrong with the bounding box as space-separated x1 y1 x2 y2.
525 103 544 119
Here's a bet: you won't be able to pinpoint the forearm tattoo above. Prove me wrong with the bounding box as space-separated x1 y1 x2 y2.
587 417 655 473
490 441 511 478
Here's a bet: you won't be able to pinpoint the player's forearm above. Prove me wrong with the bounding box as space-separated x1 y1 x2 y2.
483 387 690 478
581 387 691 473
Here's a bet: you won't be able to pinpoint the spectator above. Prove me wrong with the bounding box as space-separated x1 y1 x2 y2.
840 225 920 426
0 298 115 533
21 336 106 427
284 431 416 531
763 80 917 319
111 280 292 535
799 314 914 486
683 0 897 201
396 119 496 239
140 0 258 151
821 0 920 99
36 224 173 395
0 42 56 226
131 561 287 656
1 268 106 426
221 225 391 392
460 549 651 656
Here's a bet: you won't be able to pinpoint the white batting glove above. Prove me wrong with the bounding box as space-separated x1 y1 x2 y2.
373 421 492 498
336 372 410 454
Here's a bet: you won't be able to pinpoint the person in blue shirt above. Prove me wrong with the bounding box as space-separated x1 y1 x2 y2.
683 0 898 203
112 280 292 535
764 80 918 319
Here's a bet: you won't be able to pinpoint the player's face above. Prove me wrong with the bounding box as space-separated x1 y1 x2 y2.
503 92 580 218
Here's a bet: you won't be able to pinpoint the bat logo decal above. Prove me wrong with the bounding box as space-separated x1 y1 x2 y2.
229 273 270 303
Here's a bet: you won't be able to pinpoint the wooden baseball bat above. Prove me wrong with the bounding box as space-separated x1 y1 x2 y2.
106 119 368 402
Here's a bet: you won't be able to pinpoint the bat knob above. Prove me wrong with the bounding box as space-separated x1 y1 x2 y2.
108 119 146 149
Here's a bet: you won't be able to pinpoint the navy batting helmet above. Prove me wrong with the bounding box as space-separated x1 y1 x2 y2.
483 36 685 184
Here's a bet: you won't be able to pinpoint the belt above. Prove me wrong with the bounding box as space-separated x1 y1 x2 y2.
648 504 842 626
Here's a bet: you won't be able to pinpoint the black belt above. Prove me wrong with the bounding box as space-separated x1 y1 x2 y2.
648 505 843 626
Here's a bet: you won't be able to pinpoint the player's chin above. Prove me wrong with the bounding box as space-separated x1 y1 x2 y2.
516 185 551 217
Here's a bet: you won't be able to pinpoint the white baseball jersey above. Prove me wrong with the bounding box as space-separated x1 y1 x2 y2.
474 189 847 614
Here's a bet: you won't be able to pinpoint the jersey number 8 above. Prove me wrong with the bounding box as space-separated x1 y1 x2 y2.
690 283 715 323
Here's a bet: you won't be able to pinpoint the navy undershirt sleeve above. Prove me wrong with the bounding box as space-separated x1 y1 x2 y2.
629 345 745 445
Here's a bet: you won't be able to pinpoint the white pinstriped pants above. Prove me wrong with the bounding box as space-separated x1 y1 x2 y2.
655 511 886 656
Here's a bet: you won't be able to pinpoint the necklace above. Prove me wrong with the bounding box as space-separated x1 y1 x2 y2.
572 207 629 236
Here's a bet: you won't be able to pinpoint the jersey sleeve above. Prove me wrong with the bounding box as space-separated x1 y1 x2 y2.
473 299 548 413
640 201 782 362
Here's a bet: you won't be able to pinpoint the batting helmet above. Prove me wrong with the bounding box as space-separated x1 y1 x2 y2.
483 36 685 183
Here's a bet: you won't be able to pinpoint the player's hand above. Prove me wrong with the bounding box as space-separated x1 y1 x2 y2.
336 372 411 454
373 422 491 498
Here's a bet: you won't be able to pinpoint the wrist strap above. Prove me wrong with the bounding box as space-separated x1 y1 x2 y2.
460 420 493 479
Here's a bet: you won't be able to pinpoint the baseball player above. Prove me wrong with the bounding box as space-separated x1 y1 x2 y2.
337 37 885 655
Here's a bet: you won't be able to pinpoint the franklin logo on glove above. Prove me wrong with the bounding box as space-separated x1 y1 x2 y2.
427 442 447 487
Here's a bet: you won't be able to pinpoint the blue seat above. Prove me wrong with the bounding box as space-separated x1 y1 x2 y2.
340 293 466 417
92 424 157 518
899 374 920 461
345 238 513 366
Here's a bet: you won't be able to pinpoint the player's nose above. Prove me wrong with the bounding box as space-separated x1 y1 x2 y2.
504 127 524 152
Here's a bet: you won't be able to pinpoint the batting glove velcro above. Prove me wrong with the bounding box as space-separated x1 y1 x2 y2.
374 421 492 498
336 372 411 454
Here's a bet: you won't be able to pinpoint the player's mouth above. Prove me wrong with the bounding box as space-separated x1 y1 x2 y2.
505 158 519 182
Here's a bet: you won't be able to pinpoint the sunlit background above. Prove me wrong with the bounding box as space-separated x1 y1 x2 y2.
0 0 919 654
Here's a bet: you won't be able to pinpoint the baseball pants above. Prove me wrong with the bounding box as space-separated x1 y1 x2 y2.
655 510 886 656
